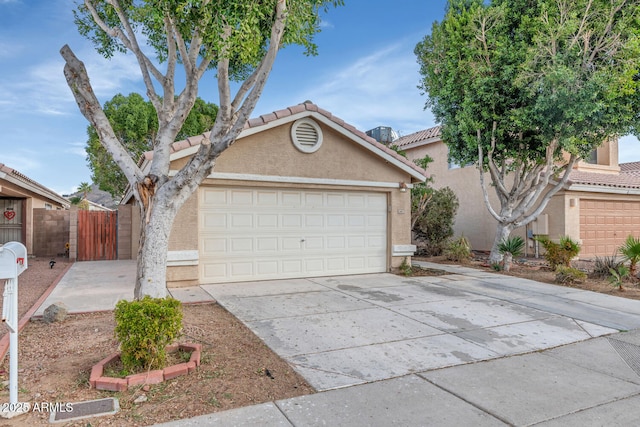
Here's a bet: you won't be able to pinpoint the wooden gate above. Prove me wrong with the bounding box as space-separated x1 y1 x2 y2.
77 210 117 261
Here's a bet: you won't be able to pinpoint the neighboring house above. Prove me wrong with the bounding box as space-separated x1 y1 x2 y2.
0 163 69 253
134 102 427 287
74 199 114 212
396 126 640 259
64 183 120 210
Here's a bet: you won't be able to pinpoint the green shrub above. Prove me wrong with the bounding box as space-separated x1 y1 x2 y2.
498 235 525 272
554 266 587 284
535 236 581 269
609 265 629 290
114 296 183 372
619 235 640 278
399 257 412 276
444 236 471 263
593 254 623 277
413 187 459 256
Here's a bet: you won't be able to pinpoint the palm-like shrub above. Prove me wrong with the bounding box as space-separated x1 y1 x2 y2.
498 236 524 272
619 235 640 279
535 236 580 269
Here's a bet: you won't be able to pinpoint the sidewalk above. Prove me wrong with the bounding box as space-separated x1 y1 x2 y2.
32 260 640 425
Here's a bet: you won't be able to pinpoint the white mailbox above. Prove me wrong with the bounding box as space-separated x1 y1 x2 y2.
0 242 27 280
0 241 28 414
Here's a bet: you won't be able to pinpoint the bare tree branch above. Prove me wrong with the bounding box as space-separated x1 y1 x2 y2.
478 132 503 222
60 44 142 190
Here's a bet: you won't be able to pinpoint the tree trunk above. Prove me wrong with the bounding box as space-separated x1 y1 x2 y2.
502 253 513 272
134 194 181 299
489 223 513 264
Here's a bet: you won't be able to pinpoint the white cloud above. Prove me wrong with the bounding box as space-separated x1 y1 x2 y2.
295 40 435 135
0 46 142 117
65 141 87 157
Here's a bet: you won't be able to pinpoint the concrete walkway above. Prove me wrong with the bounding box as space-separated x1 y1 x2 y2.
32 260 640 425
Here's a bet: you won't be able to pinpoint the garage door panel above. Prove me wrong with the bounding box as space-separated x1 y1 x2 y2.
202 212 226 228
257 238 278 251
202 237 226 254
282 214 302 227
327 194 345 207
257 191 278 205
199 187 387 283
348 215 366 227
257 261 278 275
305 259 324 272
580 198 640 257
230 238 252 253
305 215 323 227
257 214 278 227
231 190 253 204
304 237 324 250
327 215 345 227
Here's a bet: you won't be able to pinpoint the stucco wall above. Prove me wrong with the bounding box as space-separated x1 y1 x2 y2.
406 142 575 253
166 118 416 286
406 143 503 251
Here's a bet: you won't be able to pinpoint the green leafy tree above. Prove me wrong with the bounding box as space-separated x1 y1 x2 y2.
416 0 640 263
63 0 343 298
413 187 459 256
86 93 218 197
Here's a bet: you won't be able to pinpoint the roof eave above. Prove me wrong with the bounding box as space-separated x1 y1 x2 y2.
567 183 640 195
163 110 428 183
1 172 70 208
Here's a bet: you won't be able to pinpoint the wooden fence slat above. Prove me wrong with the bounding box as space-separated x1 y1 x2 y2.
77 210 118 261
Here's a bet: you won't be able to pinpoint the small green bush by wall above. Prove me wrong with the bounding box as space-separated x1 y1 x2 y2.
114 296 183 372
535 236 580 269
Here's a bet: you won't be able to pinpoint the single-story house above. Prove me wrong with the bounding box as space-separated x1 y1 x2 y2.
0 163 69 254
396 127 640 258
138 102 427 287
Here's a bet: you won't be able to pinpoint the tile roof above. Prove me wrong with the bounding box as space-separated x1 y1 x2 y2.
394 126 442 148
568 163 640 189
152 102 427 179
0 163 69 206
387 125 640 191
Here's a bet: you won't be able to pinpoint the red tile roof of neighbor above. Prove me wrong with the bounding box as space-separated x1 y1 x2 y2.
392 124 640 191
148 102 427 178
394 126 442 148
568 162 640 189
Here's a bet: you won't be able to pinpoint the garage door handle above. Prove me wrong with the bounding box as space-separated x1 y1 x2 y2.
301 238 305 242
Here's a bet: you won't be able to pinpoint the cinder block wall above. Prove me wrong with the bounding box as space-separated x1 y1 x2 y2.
32 209 70 257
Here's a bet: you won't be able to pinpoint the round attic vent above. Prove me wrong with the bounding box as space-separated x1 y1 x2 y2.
291 118 323 153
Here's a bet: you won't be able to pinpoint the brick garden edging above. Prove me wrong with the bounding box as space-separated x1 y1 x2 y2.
90 343 202 392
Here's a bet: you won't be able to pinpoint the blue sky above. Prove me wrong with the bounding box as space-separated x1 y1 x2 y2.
1 0 639 196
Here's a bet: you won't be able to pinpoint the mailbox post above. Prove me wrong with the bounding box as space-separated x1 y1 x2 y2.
0 242 28 416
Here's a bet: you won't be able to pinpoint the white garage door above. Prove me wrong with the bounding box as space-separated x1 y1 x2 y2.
199 187 388 283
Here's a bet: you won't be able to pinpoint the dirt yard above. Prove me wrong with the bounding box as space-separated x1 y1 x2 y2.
414 255 640 300
2 254 639 426
0 259 313 426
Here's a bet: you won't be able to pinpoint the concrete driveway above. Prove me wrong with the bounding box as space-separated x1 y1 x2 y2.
201 262 640 392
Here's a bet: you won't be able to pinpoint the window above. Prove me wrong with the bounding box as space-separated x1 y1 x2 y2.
45 203 53 210
585 149 598 165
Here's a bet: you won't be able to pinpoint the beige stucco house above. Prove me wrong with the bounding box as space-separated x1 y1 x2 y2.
138 102 427 287
0 163 69 254
397 127 640 259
